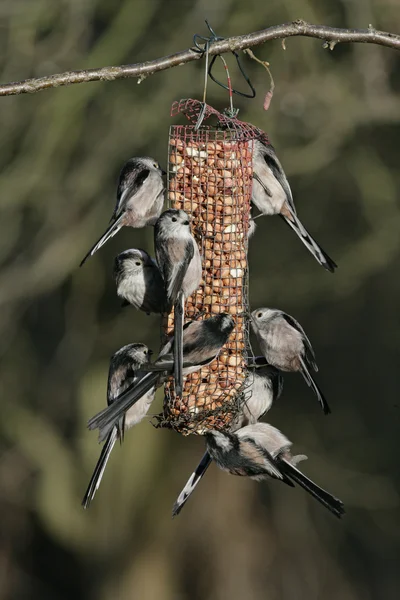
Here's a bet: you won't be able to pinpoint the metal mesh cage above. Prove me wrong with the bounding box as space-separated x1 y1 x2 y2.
158 100 262 435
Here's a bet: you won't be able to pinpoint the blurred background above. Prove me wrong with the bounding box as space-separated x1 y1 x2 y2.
0 0 399 599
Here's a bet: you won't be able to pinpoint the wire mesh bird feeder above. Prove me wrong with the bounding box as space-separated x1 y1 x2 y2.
157 99 270 435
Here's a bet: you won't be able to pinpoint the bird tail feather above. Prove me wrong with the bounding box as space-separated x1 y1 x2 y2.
299 357 331 415
173 291 185 397
172 451 213 517
80 214 125 267
280 458 345 518
87 372 159 442
280 213 337 273
82 427 118 508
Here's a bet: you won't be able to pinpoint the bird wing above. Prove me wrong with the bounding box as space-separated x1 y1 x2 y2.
141 320 223 375
280 312 317 370
239 438 293 484
88 372 160 442
260 143 296 214
143 264 167 314
114 168 150 219
173 290 185 396
157 237 194 309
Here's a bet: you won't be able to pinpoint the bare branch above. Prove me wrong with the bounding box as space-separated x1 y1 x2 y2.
0 20 399 97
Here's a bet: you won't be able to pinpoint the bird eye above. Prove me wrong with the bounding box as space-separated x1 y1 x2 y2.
172 217 177 222
135 261 141 266
257 312 263 318
153 163 159 169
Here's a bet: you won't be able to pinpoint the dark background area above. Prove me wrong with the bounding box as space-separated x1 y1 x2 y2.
0 1 399 599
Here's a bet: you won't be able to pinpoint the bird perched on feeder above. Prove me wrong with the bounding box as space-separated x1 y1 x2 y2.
251 139 337 272
172 365 284 516
205 422 345 518
80 157 166 266
82 343 155 508
248 213 257 238
251 307 330 415
88 313 235 443
154 209 202 396
113 248 167 313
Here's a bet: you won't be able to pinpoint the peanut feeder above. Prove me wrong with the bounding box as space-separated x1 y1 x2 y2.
159 100 267 435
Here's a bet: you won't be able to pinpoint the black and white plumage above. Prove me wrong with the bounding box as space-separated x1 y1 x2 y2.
113 248 167 313
205 425 288 482
172 365 284 516
252 139 337 272
172 451 212 517
80 157 165 266
251 307 330 415
154 209 202 396
82 343 155 508
87 314 235 443
206 422 345 518
233 365 284 429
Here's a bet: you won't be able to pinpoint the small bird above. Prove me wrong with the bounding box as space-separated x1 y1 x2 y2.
252 139 337 272
172 365 283 516
82 343 155 508
114 248 167 313
233 365 284 429
154 209 202 396
88 314 235 442
206 425 288 482
251 307 330 414
205 423 345 518
248 214 257 239
80 157 165 266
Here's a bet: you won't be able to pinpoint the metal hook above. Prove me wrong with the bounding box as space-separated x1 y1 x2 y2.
208 52 256 99
192 20 256 119
194 39 210 130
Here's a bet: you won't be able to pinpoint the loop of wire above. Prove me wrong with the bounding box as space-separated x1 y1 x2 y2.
192 20 256 129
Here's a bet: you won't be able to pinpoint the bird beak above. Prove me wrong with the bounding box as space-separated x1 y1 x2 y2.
161 169 167 176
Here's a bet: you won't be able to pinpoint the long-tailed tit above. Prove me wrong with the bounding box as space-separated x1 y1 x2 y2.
80 157 165 266
206 422 345 518
251 307 330 414
88 314 235 442
82 343 155 508
233 365 284 429
154 209 202 396
252 139 337 272
172 451 213 517
248 213 257 239
205 426 288 482
113 248 167 313
172 365 284 516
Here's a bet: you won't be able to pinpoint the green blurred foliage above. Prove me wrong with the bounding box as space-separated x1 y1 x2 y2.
0 1 399 599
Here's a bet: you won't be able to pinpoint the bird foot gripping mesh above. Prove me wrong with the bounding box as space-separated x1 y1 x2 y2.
156 99 266 435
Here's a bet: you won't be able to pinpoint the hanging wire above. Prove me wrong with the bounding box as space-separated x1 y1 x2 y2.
194 39 210 130
217 54 238 118
192 20 256 128
208 53 256 100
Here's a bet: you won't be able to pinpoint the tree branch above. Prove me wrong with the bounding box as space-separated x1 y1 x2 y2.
1 20 399 97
